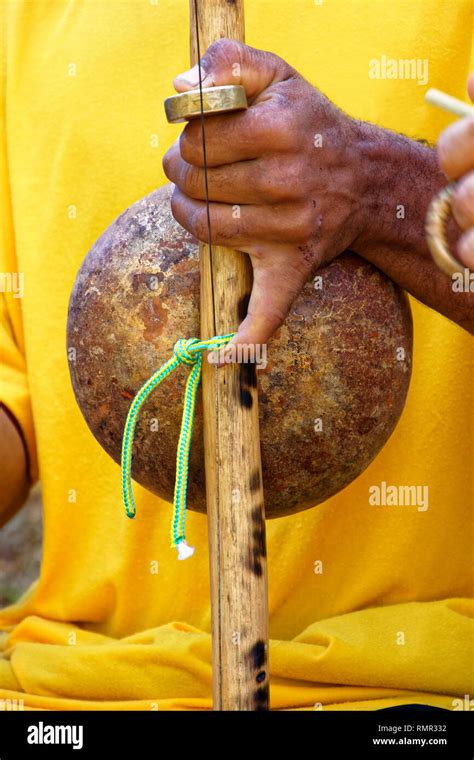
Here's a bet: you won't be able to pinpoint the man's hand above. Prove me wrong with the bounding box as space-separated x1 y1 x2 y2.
164 40 474 337
437 73 474 269
163 39 366 347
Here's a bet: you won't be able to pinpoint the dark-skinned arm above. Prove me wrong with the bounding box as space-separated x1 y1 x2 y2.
0 406 30 527
163 39 474 344
355 123 473 333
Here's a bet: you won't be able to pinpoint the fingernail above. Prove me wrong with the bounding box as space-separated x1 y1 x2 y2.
175 64 205 87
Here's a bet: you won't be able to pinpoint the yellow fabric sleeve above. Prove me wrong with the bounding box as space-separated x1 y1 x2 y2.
0 19 38 483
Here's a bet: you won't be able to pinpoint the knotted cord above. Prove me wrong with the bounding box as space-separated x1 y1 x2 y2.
121 334 234 559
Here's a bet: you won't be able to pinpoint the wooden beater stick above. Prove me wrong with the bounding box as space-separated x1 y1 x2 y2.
190 0 269 710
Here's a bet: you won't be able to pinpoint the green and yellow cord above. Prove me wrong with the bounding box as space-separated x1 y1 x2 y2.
121 334 235 560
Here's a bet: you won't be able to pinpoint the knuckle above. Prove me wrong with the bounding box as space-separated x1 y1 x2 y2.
258 159 306 202
282 160 308 199
275 103 301 151
455 192 474 223
458 227 474 260
256 171 284 202
170 189 181 222
207 38 241 57
292 206 315 240
270 52 295 80
183 163 202 196
191 208 209 242
179 127 201 165
266 181 288 203
438 117 474 176
179 131 192 163
203 38 243 73
162 152 171 177
437 132 454 174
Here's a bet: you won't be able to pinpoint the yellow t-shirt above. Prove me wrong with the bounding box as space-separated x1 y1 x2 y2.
0 0 472 711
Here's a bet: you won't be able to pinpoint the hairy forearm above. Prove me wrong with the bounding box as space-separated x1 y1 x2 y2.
165 39 473 343
353 122 474 333
0 407 30 526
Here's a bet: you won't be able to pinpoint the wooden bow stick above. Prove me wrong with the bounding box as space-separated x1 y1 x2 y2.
166 0 269 710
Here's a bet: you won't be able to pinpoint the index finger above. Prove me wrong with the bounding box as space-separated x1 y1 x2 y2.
179 90 298 167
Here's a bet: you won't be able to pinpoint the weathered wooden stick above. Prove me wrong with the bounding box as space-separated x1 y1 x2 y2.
190 0 269 710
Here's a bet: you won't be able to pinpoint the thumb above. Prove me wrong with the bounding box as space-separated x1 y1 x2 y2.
173 38 294 100
227 251 307 353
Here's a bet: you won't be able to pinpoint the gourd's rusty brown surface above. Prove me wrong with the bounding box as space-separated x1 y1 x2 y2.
67 183 413 518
